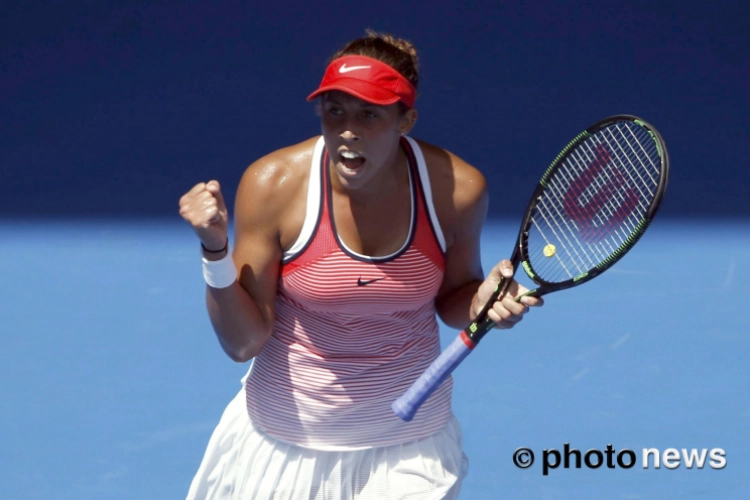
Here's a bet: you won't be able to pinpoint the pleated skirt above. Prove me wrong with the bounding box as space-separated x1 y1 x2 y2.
186 386 468 500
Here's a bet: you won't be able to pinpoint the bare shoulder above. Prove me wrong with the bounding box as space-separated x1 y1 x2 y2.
236 137 318 206
411 139 489 244
235 136 320 242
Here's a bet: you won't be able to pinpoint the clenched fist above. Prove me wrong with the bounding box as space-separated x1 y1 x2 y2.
179 180 229 252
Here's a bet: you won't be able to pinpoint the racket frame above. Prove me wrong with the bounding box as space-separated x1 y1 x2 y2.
392 115 669 422
470 115 669 344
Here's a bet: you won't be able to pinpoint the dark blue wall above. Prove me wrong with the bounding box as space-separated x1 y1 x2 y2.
3 0 748 219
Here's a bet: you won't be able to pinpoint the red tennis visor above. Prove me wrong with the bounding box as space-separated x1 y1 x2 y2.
306 55 416 108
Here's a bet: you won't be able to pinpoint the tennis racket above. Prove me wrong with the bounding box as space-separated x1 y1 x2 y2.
392 115 670 422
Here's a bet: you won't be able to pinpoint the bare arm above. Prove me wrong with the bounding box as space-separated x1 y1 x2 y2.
180 155 296 362
434 156 490 328
433 152 543 330
204 184 281 362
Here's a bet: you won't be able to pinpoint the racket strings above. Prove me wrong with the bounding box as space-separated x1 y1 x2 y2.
532 124 659 279
605 126 658 195
535 158 647 278
567 145 642 243
587 125 659 230
527 121 662 283
566 130 654 237
555 156 632 249
534 193 601 273
538 156 629 269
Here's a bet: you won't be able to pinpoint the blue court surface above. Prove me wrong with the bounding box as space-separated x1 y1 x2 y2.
1 218 748 499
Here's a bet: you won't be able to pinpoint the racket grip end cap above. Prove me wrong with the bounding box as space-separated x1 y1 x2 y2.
391 399 416 422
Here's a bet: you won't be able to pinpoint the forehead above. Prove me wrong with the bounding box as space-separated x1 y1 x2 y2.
322 91 385 108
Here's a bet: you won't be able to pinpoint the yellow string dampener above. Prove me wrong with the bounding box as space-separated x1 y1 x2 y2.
543 244 557 257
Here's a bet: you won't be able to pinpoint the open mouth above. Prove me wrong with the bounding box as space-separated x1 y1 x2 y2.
340 150 366 170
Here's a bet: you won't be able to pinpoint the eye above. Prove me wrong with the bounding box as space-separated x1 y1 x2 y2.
328 106 343 116
362 109 378 119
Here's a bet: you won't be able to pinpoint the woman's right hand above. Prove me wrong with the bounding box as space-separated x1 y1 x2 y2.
179 180 230 252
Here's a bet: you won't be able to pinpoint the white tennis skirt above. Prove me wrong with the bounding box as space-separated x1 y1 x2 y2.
186 385 469 500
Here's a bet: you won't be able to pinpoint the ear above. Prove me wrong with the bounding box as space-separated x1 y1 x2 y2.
398 108 419 136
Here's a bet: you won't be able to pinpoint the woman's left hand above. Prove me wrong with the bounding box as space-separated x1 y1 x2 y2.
472 259 544 329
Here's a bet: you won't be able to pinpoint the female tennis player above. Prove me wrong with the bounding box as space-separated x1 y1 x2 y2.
179 30 543 500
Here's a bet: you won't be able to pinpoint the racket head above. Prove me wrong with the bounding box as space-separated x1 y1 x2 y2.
517 115 669 294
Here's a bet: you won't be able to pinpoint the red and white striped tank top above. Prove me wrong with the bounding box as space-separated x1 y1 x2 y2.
244 136 452 450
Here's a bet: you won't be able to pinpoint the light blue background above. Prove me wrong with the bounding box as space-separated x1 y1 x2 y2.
2 220 747 499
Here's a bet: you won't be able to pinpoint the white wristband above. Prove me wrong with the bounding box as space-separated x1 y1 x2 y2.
202 251 238 289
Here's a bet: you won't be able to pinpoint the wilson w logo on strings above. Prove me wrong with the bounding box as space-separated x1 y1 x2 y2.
563 144 639 243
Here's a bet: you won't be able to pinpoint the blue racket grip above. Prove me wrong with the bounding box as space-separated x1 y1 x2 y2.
392 332 475 422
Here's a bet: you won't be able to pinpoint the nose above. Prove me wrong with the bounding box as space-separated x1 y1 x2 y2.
340 130 360 141
339 117 361 142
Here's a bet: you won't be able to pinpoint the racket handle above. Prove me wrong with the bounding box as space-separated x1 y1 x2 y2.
392 332 476 422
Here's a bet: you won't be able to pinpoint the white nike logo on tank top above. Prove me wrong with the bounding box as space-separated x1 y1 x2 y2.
244 137 450 450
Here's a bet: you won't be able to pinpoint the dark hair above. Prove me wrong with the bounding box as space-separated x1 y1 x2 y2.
331 30 420 90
